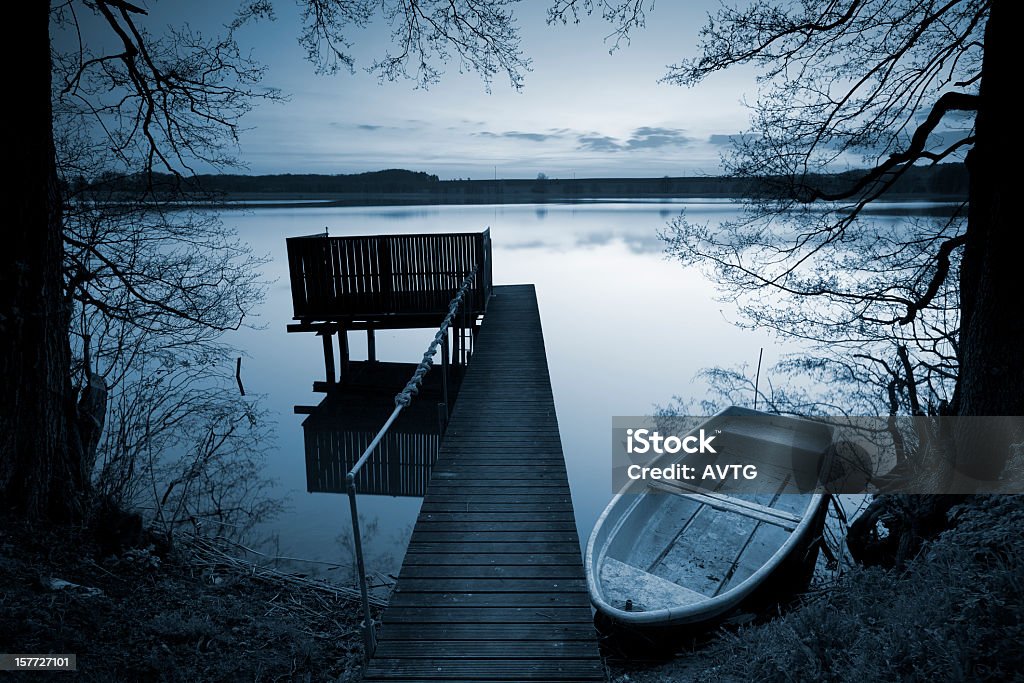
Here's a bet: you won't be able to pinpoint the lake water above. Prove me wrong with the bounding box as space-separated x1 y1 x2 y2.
222 200 929 584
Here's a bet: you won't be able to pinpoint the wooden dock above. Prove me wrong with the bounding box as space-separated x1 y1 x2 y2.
362 284 606 682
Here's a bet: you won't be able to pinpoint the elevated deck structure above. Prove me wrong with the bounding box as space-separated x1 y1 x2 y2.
286 230 491 386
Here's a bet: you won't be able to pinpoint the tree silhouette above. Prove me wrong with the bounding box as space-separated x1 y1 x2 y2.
2 1 530 522
654 0 1017 481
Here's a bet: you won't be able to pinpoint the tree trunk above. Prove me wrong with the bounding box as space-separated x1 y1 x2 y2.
954 0 1023 482
0 3 87 521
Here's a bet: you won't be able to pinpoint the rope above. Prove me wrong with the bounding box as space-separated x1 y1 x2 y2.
394 269 478 408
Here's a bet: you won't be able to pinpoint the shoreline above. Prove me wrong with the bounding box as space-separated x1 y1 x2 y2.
199 192 964 211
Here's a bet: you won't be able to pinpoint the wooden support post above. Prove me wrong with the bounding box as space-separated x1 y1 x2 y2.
340 326 350 383
367 328 376 363
320 330 336 385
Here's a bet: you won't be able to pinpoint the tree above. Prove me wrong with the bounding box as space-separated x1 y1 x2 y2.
61 172 274 533
653 0 1019 482
1 0 531 523
2 3 83 521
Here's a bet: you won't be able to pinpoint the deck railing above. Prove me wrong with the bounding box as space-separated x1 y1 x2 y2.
287 230 492 323
345 267 480 659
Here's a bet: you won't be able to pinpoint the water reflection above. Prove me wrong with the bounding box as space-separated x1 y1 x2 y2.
301 368 438 497
224 201 947 580
289 358 462 583
298 358 464 492
576 231 615 248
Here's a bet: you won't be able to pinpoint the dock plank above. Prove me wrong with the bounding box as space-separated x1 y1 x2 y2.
376 607 594 623
401 553 584 566
364 285 604 682
365 658 606 681
399 565 585 579
378 623 597 641
375 641 600 658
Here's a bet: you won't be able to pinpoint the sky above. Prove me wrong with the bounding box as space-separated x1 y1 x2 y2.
63 1 764 179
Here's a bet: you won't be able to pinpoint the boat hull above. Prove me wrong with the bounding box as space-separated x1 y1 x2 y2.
587 407 833 645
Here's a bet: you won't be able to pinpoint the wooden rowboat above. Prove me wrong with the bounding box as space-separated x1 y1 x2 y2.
586 407 833 636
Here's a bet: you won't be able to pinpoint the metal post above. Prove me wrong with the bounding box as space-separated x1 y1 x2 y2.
754 347 763 410
367 328 376 363
453 319 461 368
441 331 450 419
346 476 376 658
470 316 476 359
460 300 467 365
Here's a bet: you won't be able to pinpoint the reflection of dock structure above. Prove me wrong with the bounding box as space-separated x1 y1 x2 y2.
287 231 604 681
297 361 462 497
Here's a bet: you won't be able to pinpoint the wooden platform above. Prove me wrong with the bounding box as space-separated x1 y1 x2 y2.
287 230 492 326
363 285 606 682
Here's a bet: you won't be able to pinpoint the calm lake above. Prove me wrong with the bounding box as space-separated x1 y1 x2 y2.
223 200 943 584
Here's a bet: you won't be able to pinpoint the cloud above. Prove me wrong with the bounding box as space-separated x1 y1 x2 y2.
327 122 404 132
577 127 693 153
476 130 559 142
932 127 974 141
915 108 975 125
507 132 556 142
503 239 552 251
577 134 623 152
708 133 757 146
625 127 694 150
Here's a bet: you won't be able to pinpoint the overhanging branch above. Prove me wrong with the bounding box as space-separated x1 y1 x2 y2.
809 92 979 202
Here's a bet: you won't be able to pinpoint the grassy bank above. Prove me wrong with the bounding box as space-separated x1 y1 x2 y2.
5 496 1019 681
610 495 1023 683
0 516 370 681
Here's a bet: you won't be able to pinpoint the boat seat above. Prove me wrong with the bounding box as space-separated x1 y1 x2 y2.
648 479 801 530
599 556 707 612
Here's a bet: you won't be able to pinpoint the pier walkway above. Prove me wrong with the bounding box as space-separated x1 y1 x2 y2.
362 285 605 682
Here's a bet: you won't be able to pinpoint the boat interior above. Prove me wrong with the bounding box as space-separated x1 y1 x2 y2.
597 416 833 614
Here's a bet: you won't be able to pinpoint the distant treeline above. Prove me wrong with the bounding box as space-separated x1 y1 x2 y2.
185 169 444 194
69 165 968 202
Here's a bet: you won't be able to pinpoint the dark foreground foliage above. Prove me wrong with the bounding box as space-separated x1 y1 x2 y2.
0 514 368 681
611 495 1024 683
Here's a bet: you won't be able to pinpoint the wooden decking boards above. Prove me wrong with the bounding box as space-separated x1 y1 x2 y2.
362 285 606 682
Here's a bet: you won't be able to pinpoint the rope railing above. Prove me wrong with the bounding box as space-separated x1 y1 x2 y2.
394 271 480 407
346 267 480 660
